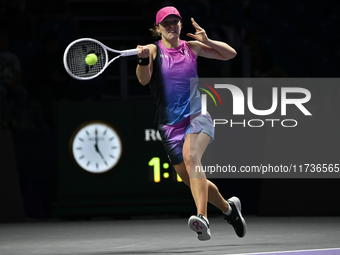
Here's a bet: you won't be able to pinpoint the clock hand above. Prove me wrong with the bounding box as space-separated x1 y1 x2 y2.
97 150 108 165
94 128 99 152
94 128 107 165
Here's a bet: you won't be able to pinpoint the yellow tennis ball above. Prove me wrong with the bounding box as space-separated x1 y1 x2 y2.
85 53 98 65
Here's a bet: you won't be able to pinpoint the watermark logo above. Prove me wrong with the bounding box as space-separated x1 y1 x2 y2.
198 80 312 128
198 82 222 115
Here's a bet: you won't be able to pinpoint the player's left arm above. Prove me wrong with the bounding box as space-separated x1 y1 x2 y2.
187 18 237 61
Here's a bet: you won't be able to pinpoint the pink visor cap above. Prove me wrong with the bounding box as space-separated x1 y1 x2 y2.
156 6 182 24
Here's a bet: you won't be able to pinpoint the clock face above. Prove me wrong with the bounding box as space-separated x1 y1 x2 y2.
71 122 122 173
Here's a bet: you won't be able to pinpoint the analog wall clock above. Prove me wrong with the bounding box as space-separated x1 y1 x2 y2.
70 121 122 174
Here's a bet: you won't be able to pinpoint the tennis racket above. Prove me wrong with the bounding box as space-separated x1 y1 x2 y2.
63 38 139 80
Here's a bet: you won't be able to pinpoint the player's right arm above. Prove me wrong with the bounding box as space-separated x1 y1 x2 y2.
136 44 156 86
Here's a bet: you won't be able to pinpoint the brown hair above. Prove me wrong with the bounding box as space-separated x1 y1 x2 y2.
149 22 162 40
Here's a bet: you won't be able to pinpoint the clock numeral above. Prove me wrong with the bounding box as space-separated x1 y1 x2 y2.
110 154 115 159
103 129 107 135
111 146 117 149
86 161 90 166
78 138 84 142
109 137 115 141
96 163 98 169
85 130 90 136
76 147 82 150
79 155 84 160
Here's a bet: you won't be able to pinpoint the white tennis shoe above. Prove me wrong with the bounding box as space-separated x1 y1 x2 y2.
188 214 211 241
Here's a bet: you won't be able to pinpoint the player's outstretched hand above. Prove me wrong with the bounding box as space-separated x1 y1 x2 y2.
186 18 208 43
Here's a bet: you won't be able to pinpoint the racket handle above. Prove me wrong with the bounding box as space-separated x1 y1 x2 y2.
120 49 139 57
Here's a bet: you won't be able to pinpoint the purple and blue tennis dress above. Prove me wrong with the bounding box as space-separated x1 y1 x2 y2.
149 40 214 165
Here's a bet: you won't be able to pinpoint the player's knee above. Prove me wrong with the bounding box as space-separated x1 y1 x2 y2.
182 149 190 166
190 152 201 167
183 150 201 172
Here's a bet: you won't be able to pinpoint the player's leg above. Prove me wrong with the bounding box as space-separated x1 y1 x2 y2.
181 132 211 240
182 132 209 217
174 162 228 213
159 116 246 239
174 161 226 226
181 132 246 239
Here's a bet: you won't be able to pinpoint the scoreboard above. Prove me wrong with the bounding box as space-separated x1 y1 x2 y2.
54 100 196 217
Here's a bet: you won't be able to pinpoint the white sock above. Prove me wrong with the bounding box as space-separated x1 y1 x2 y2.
224 201 232 216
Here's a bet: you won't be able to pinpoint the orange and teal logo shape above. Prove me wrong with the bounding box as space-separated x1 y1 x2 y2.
198 83 222 106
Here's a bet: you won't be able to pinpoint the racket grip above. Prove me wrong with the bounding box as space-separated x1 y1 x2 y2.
121 49 139 57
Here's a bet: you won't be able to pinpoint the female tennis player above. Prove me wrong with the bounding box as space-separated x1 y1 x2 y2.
136 6 246 241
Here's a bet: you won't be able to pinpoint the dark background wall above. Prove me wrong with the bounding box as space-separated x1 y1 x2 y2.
1 0 340 221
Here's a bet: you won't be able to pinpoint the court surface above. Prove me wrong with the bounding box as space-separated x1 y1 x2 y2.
0 216 339 255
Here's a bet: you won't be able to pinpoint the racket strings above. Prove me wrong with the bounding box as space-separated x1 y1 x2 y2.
66 40 107 78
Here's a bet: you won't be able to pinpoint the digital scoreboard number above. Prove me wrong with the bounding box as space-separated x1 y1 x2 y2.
144 128 182 183
148 157 182 183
